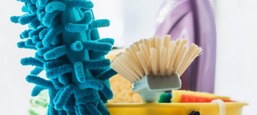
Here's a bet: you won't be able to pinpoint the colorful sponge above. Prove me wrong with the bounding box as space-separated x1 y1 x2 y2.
11 0 116 114
172 90 232 103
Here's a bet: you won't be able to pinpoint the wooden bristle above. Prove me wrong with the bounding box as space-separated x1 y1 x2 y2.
110 35 202 83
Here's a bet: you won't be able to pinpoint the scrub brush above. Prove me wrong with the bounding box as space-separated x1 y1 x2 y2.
111 35 202 102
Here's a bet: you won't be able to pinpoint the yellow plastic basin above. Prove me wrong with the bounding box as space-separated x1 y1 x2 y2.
107 102 246 115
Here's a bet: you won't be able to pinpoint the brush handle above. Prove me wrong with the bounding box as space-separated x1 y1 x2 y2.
132 77 161 103
133 74 181 103
137 87 162 103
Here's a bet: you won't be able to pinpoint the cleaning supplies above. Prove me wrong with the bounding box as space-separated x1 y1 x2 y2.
11 0 116 114
111 35 202 102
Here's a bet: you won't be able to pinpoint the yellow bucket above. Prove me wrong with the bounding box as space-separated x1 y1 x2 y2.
107 102 246 115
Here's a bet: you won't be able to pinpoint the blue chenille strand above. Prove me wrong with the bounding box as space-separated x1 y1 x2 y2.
96 68 117 81
45 1 66 13
88 19 110 29
46 64 73 78
51 78 63 89
43 45 69 60
58 110 67 115
37 0 49 9
10 16 20 23
90 29 100 40
26 1 37 14
74 89 100 104
28 26 44 37
36 42 44 49
20 57 43 67
44 60 68 70
78 11 93 24
20 29 31 39
22 5 29 12
54 85 74 110
31 36 41 44
77 9 85 19
48 103 58 115
26 75 54 89
83 59 110 69
51 36 61 45
88 38 114 58
30 67 43 75
42 26 63 46
58 75 71 86
30 0 36 4
42 11 60 27
18 14 36 25
52 87 65 104
25 39 34 46
12 0 117 114
77 80 104 90
89 51 109 59
36 46 53 56
38 12 46 22
75 92 99 105
17 41 37 50
82 41 112 51
98 100 111 115
48 90 59 114
70 41 83 52
97 38 115 45
31 86 45 96
98 81 113 100
85 103 102 115
65 23 88 32
67 1 94 8
39 28 48 40
76 105 89 115
74 62 86 83
63 96 76 114
29 19 41 29
34 53 46 63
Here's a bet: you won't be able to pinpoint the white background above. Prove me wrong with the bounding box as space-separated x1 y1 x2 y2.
215 0 257 114
0 0 256 114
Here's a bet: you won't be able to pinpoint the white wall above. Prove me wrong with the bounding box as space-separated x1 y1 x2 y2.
90 0 163 47
215 0 257 114
0 1 33 115
120 0 163 46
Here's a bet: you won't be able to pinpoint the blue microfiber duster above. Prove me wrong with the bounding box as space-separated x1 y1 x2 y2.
11 0 117 114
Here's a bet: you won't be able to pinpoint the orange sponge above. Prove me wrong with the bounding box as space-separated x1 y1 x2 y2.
180 94 233 102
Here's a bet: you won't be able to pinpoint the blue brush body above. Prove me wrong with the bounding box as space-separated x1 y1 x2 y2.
11 0 116 114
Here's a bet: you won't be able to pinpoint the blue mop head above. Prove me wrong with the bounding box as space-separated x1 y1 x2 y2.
11 0 117 114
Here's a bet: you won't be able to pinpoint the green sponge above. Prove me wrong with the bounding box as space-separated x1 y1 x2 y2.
158 92 172 103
